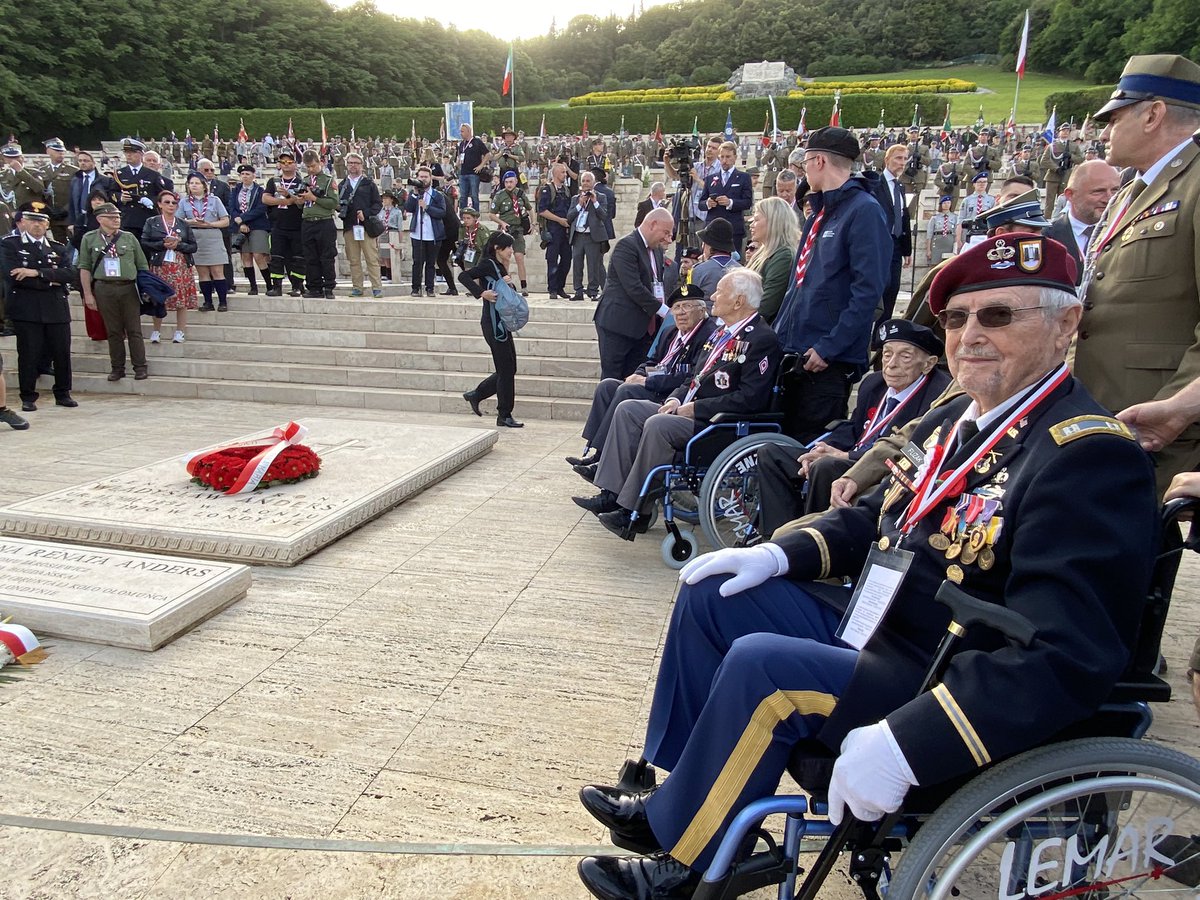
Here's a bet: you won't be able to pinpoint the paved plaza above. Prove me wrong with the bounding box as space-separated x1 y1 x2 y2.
0 395 1197 898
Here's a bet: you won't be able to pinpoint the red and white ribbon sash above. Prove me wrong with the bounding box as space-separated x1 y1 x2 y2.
0 623 40 660
897 365 1069 535
185 421 309 495
856 373 930 450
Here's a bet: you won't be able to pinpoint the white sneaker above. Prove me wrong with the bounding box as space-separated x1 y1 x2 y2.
149 330 161 344
173 330 185 344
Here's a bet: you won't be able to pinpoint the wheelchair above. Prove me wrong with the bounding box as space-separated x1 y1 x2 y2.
624 355 809 569
685 497 1200 899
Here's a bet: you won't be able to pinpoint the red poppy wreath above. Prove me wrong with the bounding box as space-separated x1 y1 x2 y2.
185 422 322 494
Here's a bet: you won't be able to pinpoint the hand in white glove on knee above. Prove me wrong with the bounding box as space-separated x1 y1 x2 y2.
678 545 788 596
827 722 918 826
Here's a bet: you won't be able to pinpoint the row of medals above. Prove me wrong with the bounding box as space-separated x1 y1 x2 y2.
878 528 994 587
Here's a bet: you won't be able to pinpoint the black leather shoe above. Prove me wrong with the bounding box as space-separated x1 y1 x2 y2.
20 400 35 412
573 463 597 484
302 290 323 299
497 415 524 428
571 292 585 302
199 303 216 311
55 395 79 408
323 289 336 299
580 785 661 854
573 490 620 516
217 302 228 311
107 369 125 381
265 287 283 297
462 391 482 416
440 289 459 296
598 508 651 541
288 288 304 297
565 453 597 467
578 852 699 900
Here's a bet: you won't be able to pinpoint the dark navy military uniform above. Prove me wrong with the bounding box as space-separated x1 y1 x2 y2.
0 234 76 403
640 374 1158 873
537 180 572 296
113 164 170 238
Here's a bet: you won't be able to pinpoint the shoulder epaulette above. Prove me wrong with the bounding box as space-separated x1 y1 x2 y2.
1050 415 1135 446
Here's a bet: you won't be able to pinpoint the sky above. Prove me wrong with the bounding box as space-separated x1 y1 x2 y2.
333 0 675 41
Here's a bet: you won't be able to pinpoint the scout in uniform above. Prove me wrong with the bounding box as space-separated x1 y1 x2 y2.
1077 53 1200 494
0 203 76 410
926 195 958 264
899 126 930 218
576 234 1159 899
299 148 339 298
488 169 532 296
494 128 527 190
0 144 46 212
1039 122 1084 218
37 138 78 244
78 202 150 381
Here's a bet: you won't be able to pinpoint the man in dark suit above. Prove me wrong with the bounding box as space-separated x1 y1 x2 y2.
0 204 77 411
757 319 949 535
112 137 169 241
1043 159 1121 284
871 145 913 324
698 141 754 254
575 268 781 541
567 172 612 301
569 291 715 474
68 151 116 250
593 208 676 380
634 182 668 228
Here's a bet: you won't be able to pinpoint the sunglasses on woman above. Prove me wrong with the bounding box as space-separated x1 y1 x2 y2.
937 304 1043 330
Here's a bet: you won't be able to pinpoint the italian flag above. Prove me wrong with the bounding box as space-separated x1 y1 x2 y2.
502 46 513 96
940 104 952 141
829 91 841 127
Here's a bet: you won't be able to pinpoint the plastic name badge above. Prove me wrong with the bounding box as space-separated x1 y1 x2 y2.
837 544 913 650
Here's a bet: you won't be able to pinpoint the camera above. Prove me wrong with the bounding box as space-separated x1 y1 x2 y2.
667 136 700 186
406 177 423 189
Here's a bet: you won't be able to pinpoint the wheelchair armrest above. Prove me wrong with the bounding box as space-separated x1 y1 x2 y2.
934 581 1038 648
708 412 784 424
1163 498 1200 552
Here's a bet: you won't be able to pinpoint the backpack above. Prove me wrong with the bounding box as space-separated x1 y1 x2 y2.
486 275 529 337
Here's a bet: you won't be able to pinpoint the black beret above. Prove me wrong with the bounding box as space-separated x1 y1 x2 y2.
875 318 943 357
805 126 860 161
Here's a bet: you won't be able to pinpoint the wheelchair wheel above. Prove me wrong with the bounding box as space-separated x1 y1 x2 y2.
887 737 1200 899
697 433 804 551
661 528 698 569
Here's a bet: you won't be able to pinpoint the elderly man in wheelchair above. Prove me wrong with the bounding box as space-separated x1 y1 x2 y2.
577 234 1200 900
574 267 781 542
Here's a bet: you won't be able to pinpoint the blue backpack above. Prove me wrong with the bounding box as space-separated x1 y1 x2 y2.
487 276 529 336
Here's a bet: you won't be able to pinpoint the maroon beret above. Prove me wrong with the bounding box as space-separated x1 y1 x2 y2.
928 232 1079 315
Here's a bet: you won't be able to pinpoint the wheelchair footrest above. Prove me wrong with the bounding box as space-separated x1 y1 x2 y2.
693 851 799 900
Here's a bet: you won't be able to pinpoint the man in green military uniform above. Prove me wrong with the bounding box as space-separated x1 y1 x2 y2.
1077 53 1200 495
299 148 339 299
1010 143 1043 186
78 202 150 381
761 144 780 198
934 145 964 206
494 128 526 189
963 128 1001 188
0 145 46 213
1039 122 1084 217
899 126 930 218
861 134 884 173
38 138 78 244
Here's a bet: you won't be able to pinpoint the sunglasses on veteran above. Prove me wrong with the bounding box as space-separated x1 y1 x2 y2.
937 304 1044 330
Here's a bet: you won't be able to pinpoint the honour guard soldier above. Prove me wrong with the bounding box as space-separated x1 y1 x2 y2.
899 126 930 218
760 144 779 198
935 145 964 205
1078 53 1200 494
0 203 77 411
38 138 77 244
0 145 46 212
964 128 1001 188
1039 122 1084 218
861 134 885 173
1011 143 1043 184
586 138 613 185
112 137 169 241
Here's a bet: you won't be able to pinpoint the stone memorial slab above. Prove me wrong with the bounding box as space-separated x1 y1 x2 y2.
0 537 250 650
0 419 497 566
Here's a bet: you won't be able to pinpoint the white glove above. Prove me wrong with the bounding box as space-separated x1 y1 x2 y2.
138 196 154 209
678 545 786 597
827 722 917 826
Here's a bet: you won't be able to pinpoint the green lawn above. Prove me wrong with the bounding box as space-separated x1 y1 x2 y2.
818 65 1101 126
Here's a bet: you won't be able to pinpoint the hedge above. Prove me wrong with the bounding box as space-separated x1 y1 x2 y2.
800 78 977 93
1043 86 1115 125
571 90 736 106
109 94 951 141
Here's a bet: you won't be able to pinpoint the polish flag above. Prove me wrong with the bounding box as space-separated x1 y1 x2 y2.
1015 9 1030 78
502 46 513 96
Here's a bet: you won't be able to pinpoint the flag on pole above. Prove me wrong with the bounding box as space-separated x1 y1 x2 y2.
1080 112 1092 139
940 104 952 141
1005 110 1016 140
654 114 663 145
538 114 546 142
350 124 356 144
761 111 771 148
976 106 985 129
1015 8 1030 78
879 108 886 130
1042 105 1057 143
768 94 779 144
582 115 589 141
320 114 327 158
502 45 513 96
912 104 920 129
286 117 295 150
620 114 626 139
214 122 219 143
410 118 416 148
692 116 699 138
724 108 734 140
237 118 248 143
798 107 807 137
829 91 841 127
440 117 447 143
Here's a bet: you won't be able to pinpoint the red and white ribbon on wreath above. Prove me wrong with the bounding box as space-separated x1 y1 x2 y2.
0 623 40 661
185 421 310 496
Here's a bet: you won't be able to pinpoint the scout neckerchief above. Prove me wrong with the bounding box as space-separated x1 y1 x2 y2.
184 193 209 221
793 209 825 287
683 314 758 403
238 183 252 214
856 372 930 450
895 364 1069 539
102 229 122 257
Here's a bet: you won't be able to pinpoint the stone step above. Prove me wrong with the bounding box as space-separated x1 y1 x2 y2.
72 337 601 379
56 372 591 420
68 353 598 400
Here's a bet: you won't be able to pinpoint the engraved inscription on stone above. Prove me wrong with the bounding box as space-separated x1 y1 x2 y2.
0 537 251 650
0 419 498 566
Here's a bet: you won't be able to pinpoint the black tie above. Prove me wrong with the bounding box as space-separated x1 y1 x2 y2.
881 396 899 417
958 420 980 446
892 180 904 238
1080 224 1095 255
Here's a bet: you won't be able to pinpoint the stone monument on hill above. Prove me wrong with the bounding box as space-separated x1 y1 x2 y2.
726 61 798 99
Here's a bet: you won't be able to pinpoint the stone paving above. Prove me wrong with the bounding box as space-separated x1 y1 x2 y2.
0 395 1197 899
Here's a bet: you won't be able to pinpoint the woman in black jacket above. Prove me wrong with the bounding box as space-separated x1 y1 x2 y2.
458 231 522 428
141 190 200 344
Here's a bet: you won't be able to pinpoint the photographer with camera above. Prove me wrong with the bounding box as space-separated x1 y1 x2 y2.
567 171 611 302
404 164 446 297
666 135 720 255
299 149 339 299
263 150 307 297
338 152 384 298
488 170 532 296
537 162 573 299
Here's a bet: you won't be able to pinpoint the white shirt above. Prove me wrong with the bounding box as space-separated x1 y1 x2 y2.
1138 136 1195 187
21 232 49 248
411 189 437 241
1066 210 1093 257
